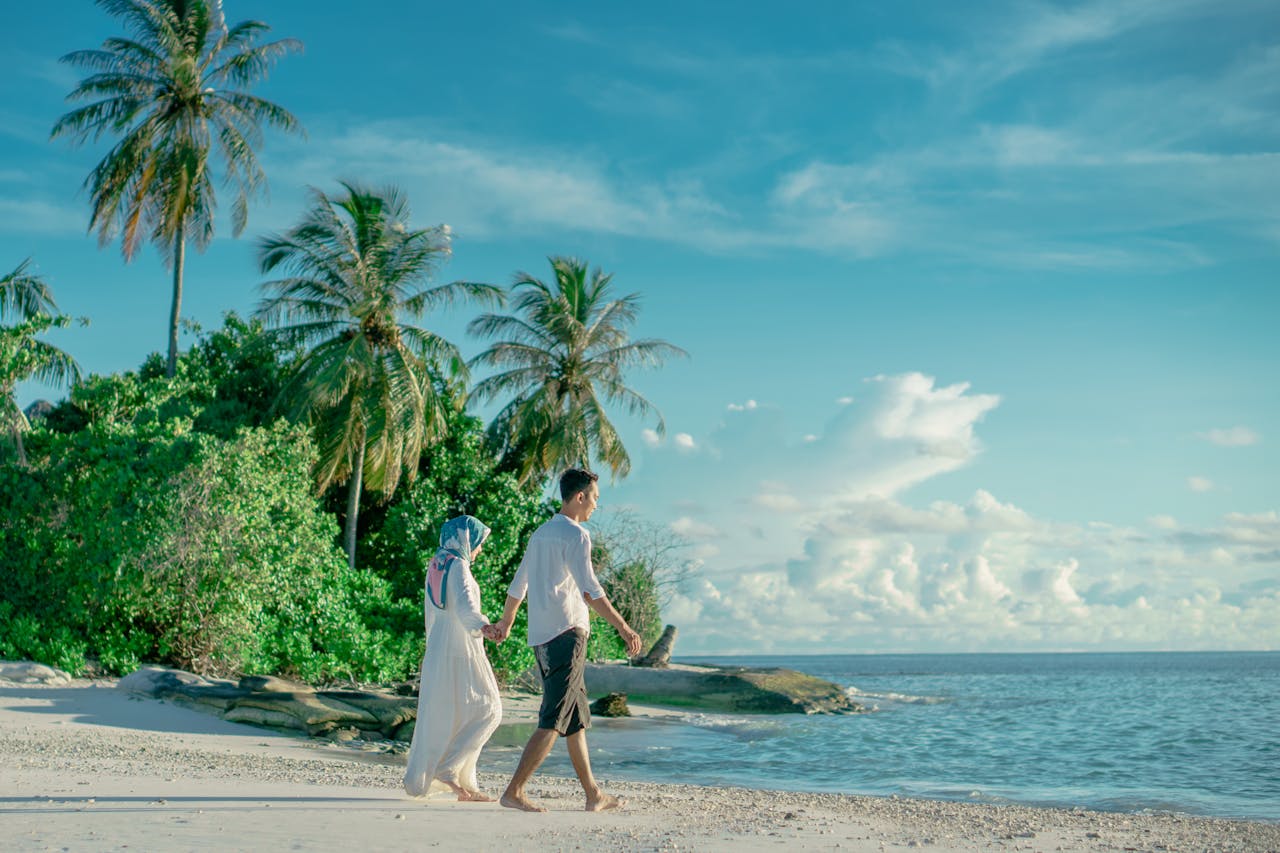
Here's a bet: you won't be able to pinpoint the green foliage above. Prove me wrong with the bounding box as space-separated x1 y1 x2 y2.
601 561 663 649
52 0 304 375
1 260 82 466
254 182 503 568
44 313 286 436
469 256 686 482
0 317 418 681
0 312 677 689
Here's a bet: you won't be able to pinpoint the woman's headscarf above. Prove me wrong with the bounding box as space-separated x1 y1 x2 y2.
426 515 491 610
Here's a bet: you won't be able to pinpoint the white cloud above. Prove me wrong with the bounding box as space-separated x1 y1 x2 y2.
613 372 1279 654
1188 476 1214 493
1197 426 1260 447
640 428 661 448
727 399 758 412
747 489 798 514
670 516 721 540
669 496 1280 653
673 433 697 452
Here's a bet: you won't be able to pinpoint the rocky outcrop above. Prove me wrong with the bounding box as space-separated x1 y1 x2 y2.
118 667 420 740
0 661 72 685
590 691 631 717
585 662 863 714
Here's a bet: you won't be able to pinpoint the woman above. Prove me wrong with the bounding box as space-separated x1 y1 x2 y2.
403 515 502 802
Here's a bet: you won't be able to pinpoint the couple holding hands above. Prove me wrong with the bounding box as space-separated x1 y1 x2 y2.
401 467 644 812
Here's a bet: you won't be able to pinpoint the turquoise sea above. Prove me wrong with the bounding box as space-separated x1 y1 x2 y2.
482 652 1280 821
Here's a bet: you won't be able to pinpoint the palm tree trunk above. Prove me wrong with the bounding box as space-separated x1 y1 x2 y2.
344 435 366 570
12 423 27 468
166 228 186 378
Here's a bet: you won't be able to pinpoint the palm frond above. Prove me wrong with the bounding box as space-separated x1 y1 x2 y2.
0 260 60 320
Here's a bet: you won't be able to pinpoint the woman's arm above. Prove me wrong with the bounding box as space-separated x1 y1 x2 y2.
451 561 490 634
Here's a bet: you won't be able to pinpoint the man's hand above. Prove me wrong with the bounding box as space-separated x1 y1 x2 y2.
621 626 643 658
486 620 511 644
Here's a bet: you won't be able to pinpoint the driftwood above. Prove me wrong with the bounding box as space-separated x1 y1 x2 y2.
631 624 677 668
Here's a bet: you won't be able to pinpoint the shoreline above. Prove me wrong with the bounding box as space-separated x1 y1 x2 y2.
3 678 1279 851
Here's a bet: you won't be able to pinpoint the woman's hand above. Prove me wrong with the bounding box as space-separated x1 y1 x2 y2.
481 622 509 644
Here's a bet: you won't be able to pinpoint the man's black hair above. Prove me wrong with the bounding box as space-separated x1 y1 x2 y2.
559 467 599 502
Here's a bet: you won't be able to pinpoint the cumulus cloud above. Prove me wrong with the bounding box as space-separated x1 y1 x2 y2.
1188 476 1214 493
673 433 697 451
673 496 1280 653
640 428 661 448
1197 426 1260 447
617 371 1279 654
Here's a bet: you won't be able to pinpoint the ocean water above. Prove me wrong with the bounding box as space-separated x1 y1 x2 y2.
481 652 1280 821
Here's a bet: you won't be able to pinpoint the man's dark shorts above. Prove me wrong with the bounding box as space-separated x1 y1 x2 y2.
535 628 590 736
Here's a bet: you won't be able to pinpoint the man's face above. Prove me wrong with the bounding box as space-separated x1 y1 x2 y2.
581 482 599 520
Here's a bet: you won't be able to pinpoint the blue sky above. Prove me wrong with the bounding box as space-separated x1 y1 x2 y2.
3 1 1277 653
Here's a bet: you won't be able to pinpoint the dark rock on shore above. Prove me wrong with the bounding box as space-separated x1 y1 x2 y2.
585 662 863 714
119 666 419 740
590 692 631 717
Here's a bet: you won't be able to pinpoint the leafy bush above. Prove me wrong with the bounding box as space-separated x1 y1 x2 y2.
0 317 417 681
0 314 677 688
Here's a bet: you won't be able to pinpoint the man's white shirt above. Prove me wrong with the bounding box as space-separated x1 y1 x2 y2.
508 513 606 647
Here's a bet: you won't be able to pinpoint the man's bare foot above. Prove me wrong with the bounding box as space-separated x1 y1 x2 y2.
500 792 547 812
585 791 624 812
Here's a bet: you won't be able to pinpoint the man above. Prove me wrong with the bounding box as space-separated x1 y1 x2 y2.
486 467 644 812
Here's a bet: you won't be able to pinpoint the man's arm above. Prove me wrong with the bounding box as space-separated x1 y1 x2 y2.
489 595 523 644
586 594 643 658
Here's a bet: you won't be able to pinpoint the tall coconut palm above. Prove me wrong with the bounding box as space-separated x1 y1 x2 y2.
52 0 303 378
468 256 686 483
1 261 82 467
255 182 503 569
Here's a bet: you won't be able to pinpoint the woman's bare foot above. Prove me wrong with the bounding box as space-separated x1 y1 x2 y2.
440 780 491 802
585 791 624 812
500 792 547 812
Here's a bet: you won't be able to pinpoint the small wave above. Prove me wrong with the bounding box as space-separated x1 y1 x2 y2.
845 686 948 705
678 713 781 739
679 713 757 729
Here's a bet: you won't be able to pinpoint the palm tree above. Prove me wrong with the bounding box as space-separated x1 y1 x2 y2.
468 256 686 483
1 261 82 467
255 182 503 569
52 0 303 378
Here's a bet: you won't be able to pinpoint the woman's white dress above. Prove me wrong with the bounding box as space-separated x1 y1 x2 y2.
402 557 502 797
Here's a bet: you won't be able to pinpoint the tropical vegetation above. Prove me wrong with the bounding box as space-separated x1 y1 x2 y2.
52 0 302 377
3 1 688 690
469 256 687 482
255 182 502 568
0 260 82 467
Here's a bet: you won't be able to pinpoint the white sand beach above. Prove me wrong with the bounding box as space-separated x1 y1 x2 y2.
2 675 1277 852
